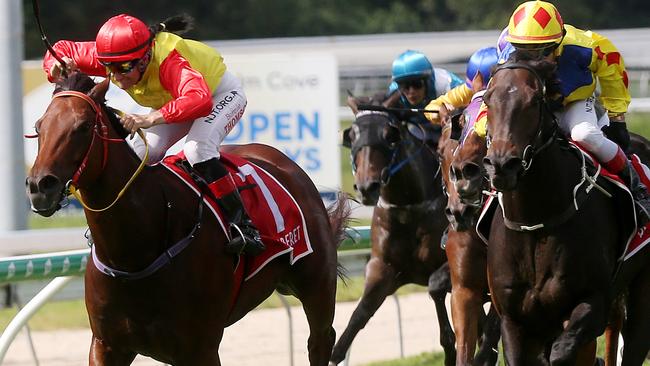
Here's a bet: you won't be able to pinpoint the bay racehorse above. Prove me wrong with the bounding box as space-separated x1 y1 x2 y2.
25 72 349 365
332 96 455 365
437 110 501 366
482 57 650 365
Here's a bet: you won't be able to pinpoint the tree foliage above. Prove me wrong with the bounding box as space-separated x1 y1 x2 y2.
23 0 650 59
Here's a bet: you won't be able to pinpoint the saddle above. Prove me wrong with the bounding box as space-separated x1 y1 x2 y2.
161 152 313 280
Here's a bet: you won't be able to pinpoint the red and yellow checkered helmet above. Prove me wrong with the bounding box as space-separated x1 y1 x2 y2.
506 1 564 45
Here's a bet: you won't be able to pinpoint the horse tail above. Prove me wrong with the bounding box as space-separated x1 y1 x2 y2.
150 14 194 36
326 192 352 279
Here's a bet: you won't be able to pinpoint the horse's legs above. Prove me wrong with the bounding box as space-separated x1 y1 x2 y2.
329 257 399 365
445 230 491 366
621 264 650 366
501 315 549 366
291 256 338 366
474 304 501 366
549 296 607 366
89 336 137 366
427 262 456 366
604 297 624 366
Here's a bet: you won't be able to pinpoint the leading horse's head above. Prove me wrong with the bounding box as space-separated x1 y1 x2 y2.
343 96 440 205
482 56 561 191
26 72 128 216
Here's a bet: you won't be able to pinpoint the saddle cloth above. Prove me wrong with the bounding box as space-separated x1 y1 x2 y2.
161 152 313 280
476 144 650 261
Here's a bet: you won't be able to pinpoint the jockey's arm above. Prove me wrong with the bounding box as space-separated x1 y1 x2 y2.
425 84 473 124
589 34 631 118
43 41 107 82
158 50 214 123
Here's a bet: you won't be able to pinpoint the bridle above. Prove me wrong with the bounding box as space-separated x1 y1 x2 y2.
489 62 559 173
348 111 438 185
28 91 149 212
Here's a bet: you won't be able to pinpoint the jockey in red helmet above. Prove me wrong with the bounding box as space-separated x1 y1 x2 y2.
43 14 265 256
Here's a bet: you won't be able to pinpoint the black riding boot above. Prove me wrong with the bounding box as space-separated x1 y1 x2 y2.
194 158 265 256
619 159 650 227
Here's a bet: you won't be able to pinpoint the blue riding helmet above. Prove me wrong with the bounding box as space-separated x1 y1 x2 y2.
390 50 438 109
465 46 499 88
391 50 433 83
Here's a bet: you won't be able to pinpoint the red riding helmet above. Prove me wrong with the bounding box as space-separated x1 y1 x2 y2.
96 14 152 63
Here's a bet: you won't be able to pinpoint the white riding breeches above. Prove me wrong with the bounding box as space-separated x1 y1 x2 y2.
555 96 618 163
132 71 247 165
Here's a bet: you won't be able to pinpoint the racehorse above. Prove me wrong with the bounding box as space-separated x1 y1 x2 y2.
437 111 501 366
25 72 349 366
482 56 650 365
331 96 455 365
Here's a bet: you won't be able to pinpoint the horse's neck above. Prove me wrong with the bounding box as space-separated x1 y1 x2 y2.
499 143 580 222
83 143 173 270
381 154 442 206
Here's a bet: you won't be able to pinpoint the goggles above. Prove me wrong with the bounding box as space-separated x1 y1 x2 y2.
100 59 141 74
398 78 426 91
513 43 558 59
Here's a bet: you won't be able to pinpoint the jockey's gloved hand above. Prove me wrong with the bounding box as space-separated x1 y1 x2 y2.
602 121 631 155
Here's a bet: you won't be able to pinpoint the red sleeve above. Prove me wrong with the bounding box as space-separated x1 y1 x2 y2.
42 41 107 82
158 50 213 123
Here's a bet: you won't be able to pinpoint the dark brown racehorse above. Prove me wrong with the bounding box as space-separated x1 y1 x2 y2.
443 107 638 366
437 111 501 366
25 72 349 366
331 97 455 365
482 57 650 365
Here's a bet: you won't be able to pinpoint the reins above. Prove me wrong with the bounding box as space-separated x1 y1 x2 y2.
51 91 149 212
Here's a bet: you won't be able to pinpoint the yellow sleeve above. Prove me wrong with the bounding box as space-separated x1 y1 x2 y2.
589 32 631 114
473 102 489 138
424 84 474 123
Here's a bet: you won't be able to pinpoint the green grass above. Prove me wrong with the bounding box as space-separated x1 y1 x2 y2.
361 337 650 365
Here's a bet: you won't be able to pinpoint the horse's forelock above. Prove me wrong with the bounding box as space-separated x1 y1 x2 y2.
53 71 97 94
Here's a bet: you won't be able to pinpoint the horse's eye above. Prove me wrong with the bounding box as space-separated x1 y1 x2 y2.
383 125 400 144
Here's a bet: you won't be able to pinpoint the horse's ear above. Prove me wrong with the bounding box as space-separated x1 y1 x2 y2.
88 78 110 103
450 109 464 141
382 92 400 108
347 96 359 115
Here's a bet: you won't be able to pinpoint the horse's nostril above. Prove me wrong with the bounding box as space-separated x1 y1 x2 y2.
502 157 523 174
37 175 62 194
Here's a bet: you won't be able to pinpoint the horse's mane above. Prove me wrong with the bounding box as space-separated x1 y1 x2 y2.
53 71 130 139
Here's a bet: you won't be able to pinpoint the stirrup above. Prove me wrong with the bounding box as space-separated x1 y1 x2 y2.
225 223 265 256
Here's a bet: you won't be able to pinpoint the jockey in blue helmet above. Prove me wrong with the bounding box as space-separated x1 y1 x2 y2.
387 50 463 123
465 46 499 91
424 46 498 125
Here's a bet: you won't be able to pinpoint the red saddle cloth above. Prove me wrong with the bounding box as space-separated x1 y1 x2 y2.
161 152 313 280
476 145 650 261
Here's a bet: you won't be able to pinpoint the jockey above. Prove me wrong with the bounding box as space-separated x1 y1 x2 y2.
43 14 265 256
474 0 650 224
386 50 464 124
425 46 499 126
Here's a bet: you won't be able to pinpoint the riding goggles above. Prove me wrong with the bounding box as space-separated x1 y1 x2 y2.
398 78 426 91
513 43 558 59
100 59 141 74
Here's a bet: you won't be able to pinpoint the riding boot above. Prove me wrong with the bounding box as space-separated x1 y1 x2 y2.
606 149 650 227
618 159 650 227
193 158 265 256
